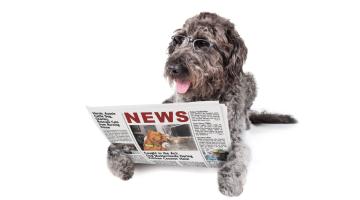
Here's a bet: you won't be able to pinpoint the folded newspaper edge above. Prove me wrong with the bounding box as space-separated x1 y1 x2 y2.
87 101 231 168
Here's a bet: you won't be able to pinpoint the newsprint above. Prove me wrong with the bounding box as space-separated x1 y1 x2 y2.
88 101 231 168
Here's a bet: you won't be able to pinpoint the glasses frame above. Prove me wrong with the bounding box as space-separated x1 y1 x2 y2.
171 35 214 51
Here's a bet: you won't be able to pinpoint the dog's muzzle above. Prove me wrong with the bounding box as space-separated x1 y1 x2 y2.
166 65 191 94
167 65 188 76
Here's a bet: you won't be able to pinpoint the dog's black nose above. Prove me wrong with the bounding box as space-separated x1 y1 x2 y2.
168 65 188 75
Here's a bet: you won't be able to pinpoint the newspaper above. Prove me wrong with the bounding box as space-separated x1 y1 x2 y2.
87 101 231 168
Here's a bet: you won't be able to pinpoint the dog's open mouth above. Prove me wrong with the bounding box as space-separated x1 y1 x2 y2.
175 79 191 94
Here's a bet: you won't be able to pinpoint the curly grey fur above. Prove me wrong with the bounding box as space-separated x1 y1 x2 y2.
107 144 134 180
107 12 296 197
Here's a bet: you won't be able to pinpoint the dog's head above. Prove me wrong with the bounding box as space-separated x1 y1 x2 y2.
165 12 247 99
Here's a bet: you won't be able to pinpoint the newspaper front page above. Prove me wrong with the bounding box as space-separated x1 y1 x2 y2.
88 101 231 168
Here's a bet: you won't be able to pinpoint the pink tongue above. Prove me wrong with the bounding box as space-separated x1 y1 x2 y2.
175 80 191 94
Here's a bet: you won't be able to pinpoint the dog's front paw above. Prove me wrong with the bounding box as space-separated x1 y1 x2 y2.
107 144 135 180
218 164 245 196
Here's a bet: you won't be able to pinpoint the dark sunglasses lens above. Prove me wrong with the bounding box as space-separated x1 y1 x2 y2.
194 39 211 50
172 35 185 45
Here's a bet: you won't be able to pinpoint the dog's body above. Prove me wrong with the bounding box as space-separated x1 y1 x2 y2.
107 12 296 196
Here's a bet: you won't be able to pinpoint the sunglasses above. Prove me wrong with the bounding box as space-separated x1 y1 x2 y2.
171 35 214 51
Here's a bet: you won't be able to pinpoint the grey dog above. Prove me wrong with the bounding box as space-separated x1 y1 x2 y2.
107 12 296 196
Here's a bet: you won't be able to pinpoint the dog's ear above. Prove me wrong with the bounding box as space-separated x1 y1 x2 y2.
225 28 247 78
168 35 177 54
168 40 176 54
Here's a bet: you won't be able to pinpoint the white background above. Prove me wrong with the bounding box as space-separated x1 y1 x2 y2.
1 0 359 199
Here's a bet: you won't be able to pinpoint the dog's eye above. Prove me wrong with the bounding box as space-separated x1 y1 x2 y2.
172 35 186 45
194 39 211 50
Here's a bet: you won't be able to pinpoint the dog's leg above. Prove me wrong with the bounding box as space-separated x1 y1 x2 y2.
162 95 175 104
218 140 250 196
107 143 135 180
218 102 250 196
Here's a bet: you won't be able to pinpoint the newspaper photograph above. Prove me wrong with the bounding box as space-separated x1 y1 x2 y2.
87 101 231 168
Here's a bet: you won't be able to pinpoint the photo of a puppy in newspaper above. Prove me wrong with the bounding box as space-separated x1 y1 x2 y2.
130 124 197 151
100 12 297 197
